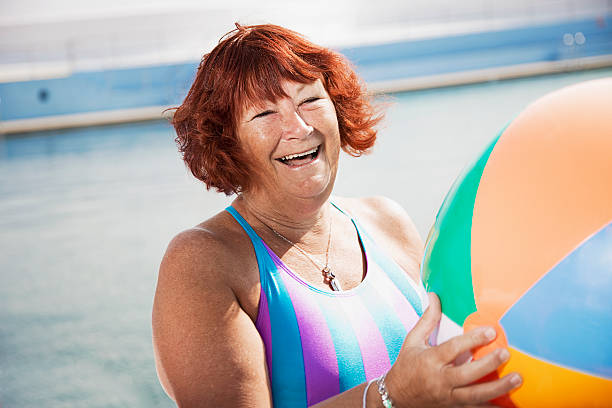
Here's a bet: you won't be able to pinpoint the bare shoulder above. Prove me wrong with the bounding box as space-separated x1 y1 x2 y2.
333 196 424 282
152 211 270 407
158 213 247 287
158 208 262 294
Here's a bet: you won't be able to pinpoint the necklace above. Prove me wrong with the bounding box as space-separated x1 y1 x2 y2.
268 214 342 292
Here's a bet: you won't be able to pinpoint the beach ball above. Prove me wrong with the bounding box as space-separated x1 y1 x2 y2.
421 78 612 407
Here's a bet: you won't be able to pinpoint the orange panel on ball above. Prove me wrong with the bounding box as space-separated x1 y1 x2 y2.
470 78 612 321
501 347 612 408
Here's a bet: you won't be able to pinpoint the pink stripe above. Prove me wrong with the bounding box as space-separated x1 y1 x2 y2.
254 289 273 379
369 263 420 333
339 295 391 379
280 272 340 406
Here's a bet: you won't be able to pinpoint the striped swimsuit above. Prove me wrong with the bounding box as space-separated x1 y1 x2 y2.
226 205 428 407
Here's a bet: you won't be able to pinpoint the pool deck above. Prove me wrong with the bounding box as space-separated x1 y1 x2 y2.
1 16 611 135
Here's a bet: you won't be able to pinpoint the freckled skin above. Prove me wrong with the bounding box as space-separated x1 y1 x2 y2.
236 79 342 211
152 79 521 408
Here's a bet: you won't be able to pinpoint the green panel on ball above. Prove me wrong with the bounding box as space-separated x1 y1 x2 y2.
421 129 504 326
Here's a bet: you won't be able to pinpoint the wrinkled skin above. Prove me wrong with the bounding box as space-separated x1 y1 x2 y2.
383 293 521 408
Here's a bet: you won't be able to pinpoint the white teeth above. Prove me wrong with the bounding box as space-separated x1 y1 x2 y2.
280 147 318 161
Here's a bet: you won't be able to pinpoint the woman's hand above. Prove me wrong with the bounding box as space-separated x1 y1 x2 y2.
385 293 522 408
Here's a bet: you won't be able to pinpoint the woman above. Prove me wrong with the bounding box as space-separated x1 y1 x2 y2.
152 23 521 407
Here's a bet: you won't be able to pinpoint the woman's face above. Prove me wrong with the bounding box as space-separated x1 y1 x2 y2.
236 78 341 202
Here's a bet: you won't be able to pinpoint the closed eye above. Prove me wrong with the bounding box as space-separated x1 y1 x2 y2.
301 97 321 105
251 110 275 120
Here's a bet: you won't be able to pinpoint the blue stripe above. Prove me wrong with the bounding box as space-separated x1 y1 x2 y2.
318 295 366 392
265 258 308 406
225 206 271 272
227 203 427 405
360 274 407 364
501 221 612 379
226 206 308 405
331 202 408 363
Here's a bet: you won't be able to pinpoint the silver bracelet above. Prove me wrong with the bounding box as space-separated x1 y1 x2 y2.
362 378 376 408
376 372 395 408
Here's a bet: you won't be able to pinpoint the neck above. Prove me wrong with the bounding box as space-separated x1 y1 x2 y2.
232 193 333 249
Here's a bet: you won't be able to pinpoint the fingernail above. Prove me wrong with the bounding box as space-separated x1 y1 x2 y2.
510 373 522 387
484 327 496 340
498 349 510 363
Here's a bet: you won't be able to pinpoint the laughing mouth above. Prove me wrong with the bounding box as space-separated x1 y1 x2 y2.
277 145 320 166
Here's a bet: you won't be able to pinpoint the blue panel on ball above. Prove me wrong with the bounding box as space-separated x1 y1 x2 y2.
500 221 612 379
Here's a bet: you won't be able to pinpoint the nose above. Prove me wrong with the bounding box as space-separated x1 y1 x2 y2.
280 108 313 140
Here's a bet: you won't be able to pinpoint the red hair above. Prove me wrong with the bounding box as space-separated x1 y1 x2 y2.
172 23 383 195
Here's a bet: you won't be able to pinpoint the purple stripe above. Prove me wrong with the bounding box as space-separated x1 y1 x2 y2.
369 263 420 332
279 269 340 406
340 295 391 379
255 289 273 379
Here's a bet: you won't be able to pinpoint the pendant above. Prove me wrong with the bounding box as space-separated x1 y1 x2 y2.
329 278 342 292
322 266 342 291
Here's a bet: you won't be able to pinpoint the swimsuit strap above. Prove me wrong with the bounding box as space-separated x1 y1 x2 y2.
225 205 261 242
225 206 275 275
330 201 351 218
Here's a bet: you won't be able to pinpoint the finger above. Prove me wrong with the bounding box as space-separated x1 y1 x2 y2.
435 326 496 363
446 348 510 387
450 372 522 405
405 293 441 346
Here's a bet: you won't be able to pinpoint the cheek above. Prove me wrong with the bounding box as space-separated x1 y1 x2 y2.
241 128 276 161
306 107 340 137
325 114 341 147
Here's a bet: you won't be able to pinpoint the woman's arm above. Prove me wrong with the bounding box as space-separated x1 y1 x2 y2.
152 229 273 407
153 218 520 408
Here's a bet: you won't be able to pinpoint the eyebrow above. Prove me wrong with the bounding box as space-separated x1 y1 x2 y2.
243 103 271 123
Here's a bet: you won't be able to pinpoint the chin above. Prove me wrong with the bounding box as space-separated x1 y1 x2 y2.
290 174 335 200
